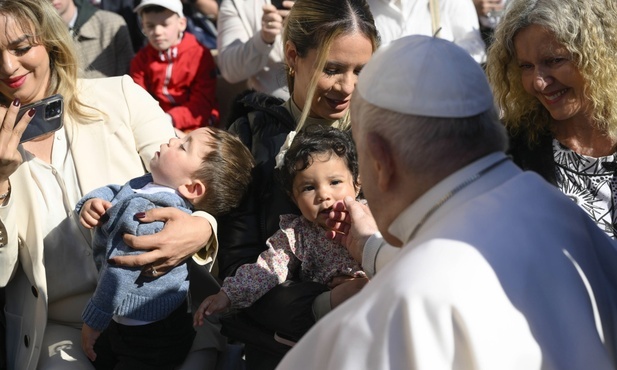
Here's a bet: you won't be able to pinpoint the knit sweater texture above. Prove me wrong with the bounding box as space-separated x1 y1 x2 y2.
75 174 193 331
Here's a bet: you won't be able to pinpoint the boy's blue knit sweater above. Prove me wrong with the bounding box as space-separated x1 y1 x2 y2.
75 174 193 332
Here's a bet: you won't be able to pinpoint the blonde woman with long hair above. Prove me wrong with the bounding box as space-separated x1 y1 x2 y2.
0 0 219 368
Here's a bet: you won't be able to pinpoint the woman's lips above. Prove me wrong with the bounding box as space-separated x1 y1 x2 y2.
542 88 568 105
325 96 350 111
3 75 27 89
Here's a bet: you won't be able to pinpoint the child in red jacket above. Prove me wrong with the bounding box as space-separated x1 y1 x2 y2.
131 0 219 136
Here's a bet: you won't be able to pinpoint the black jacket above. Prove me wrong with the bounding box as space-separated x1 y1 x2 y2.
218 91 299 278
508 130 557 186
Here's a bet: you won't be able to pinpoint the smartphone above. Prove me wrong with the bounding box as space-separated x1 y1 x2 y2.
271 0 285 9
16 94 64 143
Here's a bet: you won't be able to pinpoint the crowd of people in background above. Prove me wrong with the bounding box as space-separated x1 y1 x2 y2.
1 0 617 369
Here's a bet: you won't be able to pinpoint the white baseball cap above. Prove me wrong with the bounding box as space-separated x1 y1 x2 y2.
357 35 494 118
134 0 184 17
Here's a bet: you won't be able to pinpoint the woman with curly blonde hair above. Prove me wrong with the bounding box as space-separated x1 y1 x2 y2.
486 0 617 238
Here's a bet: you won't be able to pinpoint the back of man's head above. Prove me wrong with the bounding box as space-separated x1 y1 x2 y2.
352 35 507 176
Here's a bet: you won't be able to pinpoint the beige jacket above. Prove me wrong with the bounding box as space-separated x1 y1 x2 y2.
75 9 135 78
0 76 217 369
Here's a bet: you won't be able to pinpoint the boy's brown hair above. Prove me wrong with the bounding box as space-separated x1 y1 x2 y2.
192 128 254 216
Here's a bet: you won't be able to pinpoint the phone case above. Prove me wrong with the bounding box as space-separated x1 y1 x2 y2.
16 94 64 143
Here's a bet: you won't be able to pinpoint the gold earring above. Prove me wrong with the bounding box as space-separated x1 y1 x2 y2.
289 67 295 77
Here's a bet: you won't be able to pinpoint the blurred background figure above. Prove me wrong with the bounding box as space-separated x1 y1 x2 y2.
366 0 486 63
51 0 135 77
94 0 145 52
472 0 508 49
216 0 293 100
131 0 219 136
182 0 219 50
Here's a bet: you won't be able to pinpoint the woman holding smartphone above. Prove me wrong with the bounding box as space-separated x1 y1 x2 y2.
0 0 219 368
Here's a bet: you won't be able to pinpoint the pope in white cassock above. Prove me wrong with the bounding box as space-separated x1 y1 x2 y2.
276 35 617 370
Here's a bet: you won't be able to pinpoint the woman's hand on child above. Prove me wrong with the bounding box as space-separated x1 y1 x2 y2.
79 198 112 229
193 290 231 326
110 208 213 275
81 323 101 362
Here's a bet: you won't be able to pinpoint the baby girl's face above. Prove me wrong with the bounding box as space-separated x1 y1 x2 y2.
292 153 357 229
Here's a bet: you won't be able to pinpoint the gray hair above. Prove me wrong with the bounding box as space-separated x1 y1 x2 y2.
351 93 508 176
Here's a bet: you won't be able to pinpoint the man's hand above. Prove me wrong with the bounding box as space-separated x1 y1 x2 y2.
325 196 378 263
110 208 213 275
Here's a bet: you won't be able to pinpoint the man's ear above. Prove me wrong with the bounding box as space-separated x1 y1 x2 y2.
178 180 206 201
366 132 395 192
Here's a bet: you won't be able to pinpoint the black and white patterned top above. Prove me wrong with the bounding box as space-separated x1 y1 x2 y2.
553 139 617 238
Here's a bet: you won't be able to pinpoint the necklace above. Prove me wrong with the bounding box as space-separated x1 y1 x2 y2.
408 157 510 240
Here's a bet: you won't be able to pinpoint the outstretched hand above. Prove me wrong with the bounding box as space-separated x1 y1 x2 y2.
110 207 213 275
193 290 231 326
325 196 378 263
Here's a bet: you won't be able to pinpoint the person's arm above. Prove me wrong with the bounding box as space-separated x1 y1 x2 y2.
222 227 299 308
110 208 216 274
0 101 35 286
166 45 218 131
216 1 284 84
0 179 17 286
360 233 400 278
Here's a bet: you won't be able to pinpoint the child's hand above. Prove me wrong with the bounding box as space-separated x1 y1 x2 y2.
81 323 101 362
79 198 112 229
193 290 231 326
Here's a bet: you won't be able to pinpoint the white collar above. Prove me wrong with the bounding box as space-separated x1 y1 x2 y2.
389 152 510 244
68 9 78 30
133 182 178 195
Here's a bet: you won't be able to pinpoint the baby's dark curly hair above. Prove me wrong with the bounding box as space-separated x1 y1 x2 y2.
278 125 360 198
